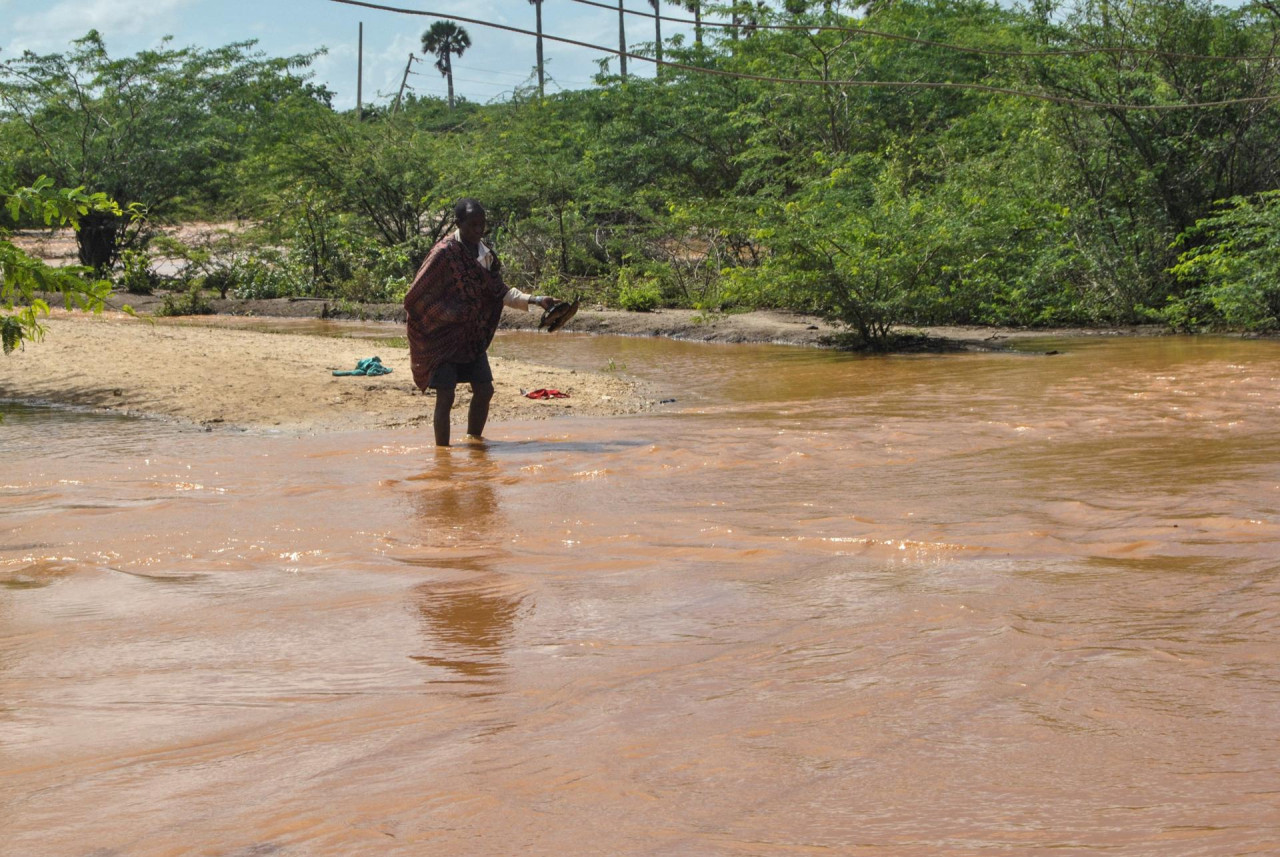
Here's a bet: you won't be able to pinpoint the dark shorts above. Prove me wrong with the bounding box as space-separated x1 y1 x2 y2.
428 352 493 389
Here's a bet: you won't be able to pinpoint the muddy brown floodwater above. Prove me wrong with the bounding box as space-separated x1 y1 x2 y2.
3 332 1279 856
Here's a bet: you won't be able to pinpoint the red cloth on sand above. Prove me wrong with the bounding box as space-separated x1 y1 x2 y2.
525 389 569 399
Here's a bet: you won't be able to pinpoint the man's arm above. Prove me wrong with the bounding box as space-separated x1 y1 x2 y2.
490 251 553 311
502 286 554 312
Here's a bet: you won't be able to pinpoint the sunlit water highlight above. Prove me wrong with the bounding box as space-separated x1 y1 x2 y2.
2 333 1279 856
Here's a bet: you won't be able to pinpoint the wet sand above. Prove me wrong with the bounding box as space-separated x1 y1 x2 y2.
0 311 652 433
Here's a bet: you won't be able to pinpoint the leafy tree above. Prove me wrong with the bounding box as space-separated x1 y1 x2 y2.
422 21 472 109
1 177 123 354
276 110 450 248
243 106 460 295
465 99 603 279
1023 0 1280 317
931 108 1087 327
6 0 1279 336
0 31 326 272
1168 190 1280 330
580 70 755 201
718 88 1085 342
719 156 954 345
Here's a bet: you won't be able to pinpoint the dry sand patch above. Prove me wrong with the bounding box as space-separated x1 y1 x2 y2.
0 311 651 433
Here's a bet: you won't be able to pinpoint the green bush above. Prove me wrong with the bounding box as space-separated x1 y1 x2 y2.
1169 191 1280 331
335 267 409 304
118 249 158 295
230 251 305 300
155 283 214 317
614 266 662 312
202 267 237 299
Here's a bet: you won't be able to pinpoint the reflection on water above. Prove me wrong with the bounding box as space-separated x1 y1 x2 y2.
406 446 504 533
403 445 523 682
412 578 524 681
3 335 1280 856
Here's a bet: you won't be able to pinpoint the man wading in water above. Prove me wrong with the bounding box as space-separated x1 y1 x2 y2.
404 199 558 446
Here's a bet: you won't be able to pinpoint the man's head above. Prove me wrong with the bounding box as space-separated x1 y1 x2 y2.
455 198 487 245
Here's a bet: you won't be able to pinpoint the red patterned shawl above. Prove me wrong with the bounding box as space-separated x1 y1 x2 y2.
403 235 508 391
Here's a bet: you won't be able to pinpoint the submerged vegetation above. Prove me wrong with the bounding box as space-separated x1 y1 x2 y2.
5 0 1280 345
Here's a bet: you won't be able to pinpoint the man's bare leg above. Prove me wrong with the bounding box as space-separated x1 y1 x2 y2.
434 385 456 446
466 380 494 439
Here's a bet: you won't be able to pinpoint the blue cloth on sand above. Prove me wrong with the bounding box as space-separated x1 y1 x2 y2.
333 356 393 376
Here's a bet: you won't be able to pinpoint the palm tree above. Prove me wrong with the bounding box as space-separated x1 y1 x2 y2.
743 1 769 37
682 0 702 46
649 0 663 72
421 20 471 109
529 0 545 97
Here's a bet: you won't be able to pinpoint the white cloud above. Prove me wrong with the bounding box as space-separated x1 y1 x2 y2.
5 0 193 54
14 0 192 39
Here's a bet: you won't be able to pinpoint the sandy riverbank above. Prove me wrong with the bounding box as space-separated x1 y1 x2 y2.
4 282 1180 433
0 310 651 433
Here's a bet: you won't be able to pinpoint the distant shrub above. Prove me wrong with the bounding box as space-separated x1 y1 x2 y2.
202 267 237 299
155 283 214 317
335 269 410 304
230 252 304 300
614 266 662 312
118 249 158 295
330 241 414 303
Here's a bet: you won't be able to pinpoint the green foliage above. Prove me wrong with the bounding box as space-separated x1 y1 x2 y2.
724 170 942 344
228 253 303 300
1 177 122 353
282 195 417 299
155 283 214 317
924 104 1088 327
118 249 158 295
1168 191 1280 330
1020 0 1280 317
1 315 23 354
264 112 448 249
614 266 663 312
0 31 327 270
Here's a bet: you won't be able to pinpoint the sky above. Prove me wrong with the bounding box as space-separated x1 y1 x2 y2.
1 0 697 109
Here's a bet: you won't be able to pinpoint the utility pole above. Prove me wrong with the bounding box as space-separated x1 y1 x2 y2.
617 0 628 80
534 0 545 98
394 53 416 114
356 22 364 120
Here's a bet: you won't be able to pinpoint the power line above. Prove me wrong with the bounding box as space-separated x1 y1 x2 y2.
413 61 598 92
455 64 541 80
446 62 598 86
323 0 1280 110
565 0 1280 63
